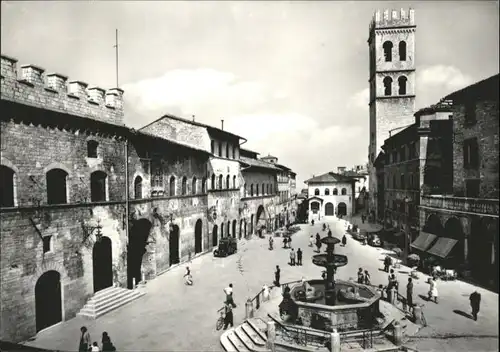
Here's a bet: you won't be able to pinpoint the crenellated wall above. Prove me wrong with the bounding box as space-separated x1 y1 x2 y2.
369 8 415 32
1 54 124 126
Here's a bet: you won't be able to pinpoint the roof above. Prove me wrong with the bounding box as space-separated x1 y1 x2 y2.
240 147 260 155
139 113 245 141
239 156 281 171
414 99 453 117
383 123 417 148
304 172 355 184
445 74 499 102
134 130 210 154
261 154 278 160
275 163 291 171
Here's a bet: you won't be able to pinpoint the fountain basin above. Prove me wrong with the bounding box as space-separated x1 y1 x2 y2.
311 254 348 268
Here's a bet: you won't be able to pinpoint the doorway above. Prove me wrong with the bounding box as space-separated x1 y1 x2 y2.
232 220 237 239
35 271 62 332
194 219 203 254
212 225 218 247
169 225 180 266
127 219 152 289
93 236 113 293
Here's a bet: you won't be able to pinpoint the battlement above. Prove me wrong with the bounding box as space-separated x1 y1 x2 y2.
369 8 415 32
1 54 124 126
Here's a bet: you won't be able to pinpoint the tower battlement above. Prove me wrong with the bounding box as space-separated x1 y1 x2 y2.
369 8 415 32
1 54 124 126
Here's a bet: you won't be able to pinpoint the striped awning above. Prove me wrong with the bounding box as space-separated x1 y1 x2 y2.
410 232 437 252
427 237 458 259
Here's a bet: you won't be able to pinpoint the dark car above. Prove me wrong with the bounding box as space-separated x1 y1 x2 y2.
213 237 237 257
352 230 367 242
368 234 382 247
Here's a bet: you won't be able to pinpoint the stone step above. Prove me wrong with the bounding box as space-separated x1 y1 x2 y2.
227 330 251 352
234 325 256 350
247 318 268 341
91 289 135 310
77 289 144 319
220 331 239 352
92 286 118 298
241 322 266 346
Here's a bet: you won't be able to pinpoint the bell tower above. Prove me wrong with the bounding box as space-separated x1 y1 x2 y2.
367 8 417 219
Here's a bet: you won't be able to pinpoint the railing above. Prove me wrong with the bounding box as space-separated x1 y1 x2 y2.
268 313 330 348
421 195 499 216
250 280 303 310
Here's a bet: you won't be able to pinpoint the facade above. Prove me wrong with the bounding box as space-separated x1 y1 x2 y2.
367 8 417 221
304 172 356 223
339 165 369 213
417 75 499 290
0 54 299 342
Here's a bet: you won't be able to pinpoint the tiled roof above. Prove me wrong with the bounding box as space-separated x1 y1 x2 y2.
240 156 280 171
414 98 453 117
304 172 354 184
135 130 210 154
445 74 499 101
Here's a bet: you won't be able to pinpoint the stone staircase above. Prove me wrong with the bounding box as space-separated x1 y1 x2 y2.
220 317 269 352
77 286 145 319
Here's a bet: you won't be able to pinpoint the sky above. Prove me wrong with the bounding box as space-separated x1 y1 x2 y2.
2 1 499 189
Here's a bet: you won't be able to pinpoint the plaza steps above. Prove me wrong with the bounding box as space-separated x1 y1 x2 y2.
220 318 269 352
77 286 145 320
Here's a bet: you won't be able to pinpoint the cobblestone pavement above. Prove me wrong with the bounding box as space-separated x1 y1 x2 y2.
25 218 498 352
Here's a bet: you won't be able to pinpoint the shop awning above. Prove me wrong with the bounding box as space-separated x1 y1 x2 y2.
410 232 437 252
426 237 458 259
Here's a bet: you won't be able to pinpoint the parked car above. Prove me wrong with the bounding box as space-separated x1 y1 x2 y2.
368 234 382 247
352 230 367 242
213 237 237 257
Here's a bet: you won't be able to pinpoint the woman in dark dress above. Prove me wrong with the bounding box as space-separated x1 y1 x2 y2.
102 332 116 352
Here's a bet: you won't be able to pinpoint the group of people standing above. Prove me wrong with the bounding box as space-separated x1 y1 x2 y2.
79 327 116 352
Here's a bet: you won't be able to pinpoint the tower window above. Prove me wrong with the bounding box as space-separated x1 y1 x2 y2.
383 41 393 62
181 176 187 195
169 176 176 196
43 235 52 253
0 165 16 207
399 41 407 61
134 176 143 199
90 171 107 202
383 77 393 96
398 76 407 95
87 140 98 158
47 168 69 204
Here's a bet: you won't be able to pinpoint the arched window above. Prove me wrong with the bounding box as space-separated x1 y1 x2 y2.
333 188 338 195
341 188 347 195
383 77 393 96
134 176 143 199
250 184 254 196
0 165 16 207
218 175 223 189
314 188 320 196
219 141 223 157
383 41 393 62
210 140 215 154
181 176 187 195
325 188 330 196
399 41 407 61
211 174 215 190
233 175 236 189
226 175 230 189
256 184 260 196
267 184 270 194
169 176 176 196
192 177 197 195
47 168 68 204
202 177 206 193
90 171 107 202
262 183 265 195
87 140 98 158
226 144 230 159
398 76 407 95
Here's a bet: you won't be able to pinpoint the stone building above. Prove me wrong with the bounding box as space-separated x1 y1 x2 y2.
380 99 453 244
367 8 417 221
339 165 370 213
0 54 299 342
418 75 499 290
304 172 356 223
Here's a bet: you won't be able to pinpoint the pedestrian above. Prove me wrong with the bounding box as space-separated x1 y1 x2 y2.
389 269 398 292
469 290 481 321
428 277 438 304
297 248 303 266
383 256 392 272
364 270 371 285
406 278 414 313
342 234 347 247
78 326 91 352
223 299 234 329
269 236 274 250
309 234 314 247
101 332 116 352
361 214 366 224
184 266 193 285
91 342 100 352
224 283 237 307
327 229 332 237
290 248 296 266
275 265 281 286
357 268 364 284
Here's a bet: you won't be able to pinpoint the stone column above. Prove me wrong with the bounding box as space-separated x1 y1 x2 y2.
330 329 341 352
393 322 403 345
413 305 423 325
266 321 276 352
245 299 254 319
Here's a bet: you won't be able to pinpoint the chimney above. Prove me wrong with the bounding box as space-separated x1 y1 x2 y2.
221 119 224 130
20 64 45 86
68 81 88 99
46 73 68 92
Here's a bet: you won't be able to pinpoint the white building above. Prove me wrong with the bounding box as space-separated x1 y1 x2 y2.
304 172 356 223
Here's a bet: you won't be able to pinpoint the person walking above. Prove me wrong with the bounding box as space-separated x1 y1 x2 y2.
315 234 322 253
309 234 314 247
364 270 371 285
224 283 237 307
78 326 91 352
297 248 303 266
223 299 234 329
341 234 347 247
470 290 481 321
269 236 274 250
383 256 392 272
184 266 193 285
357 268 364 284
101 332 116 352
289 248 296 266
275 265 281 286
428 277 438 304
406 278 414 313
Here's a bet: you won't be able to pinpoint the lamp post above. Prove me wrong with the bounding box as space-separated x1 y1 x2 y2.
403 197 410 265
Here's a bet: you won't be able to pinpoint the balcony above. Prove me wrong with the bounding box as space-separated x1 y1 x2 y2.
421 195 499 216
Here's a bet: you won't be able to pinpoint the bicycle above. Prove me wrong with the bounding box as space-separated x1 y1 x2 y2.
216 307 226 331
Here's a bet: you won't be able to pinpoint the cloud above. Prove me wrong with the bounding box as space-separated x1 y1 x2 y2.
418 65 473 91
347 88 369 109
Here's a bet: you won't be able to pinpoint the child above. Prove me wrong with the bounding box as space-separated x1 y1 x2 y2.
91 342 101 352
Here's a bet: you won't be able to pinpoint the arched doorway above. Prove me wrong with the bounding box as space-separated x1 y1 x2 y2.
424 214 443 236
169 224 180 266
232 220 237 239
239 219 243 240
128 219 152 289
256 205 265 231
227 221 231 238
194 219 203 254
93 236 113 293
212 225 218 246
337 202 347 217
325 202 334 216
444 217 464 264
250 214 254 235
35 271 62 332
